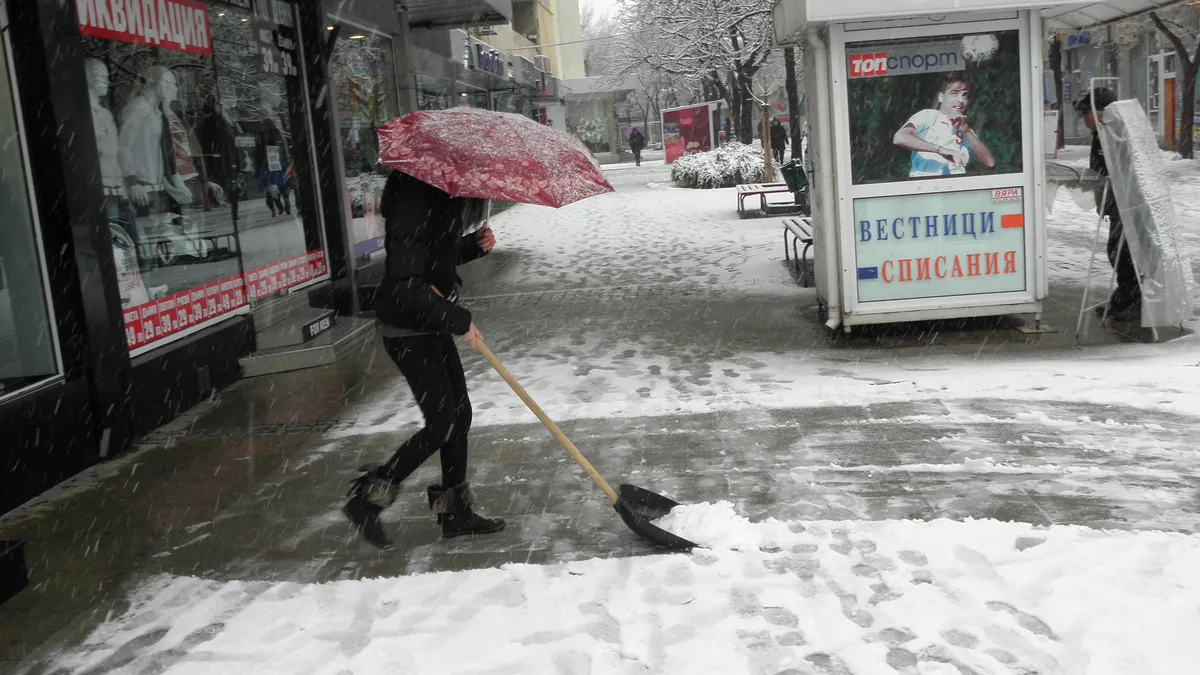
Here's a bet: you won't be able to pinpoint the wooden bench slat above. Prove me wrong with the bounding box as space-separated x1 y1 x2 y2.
781 217 814 288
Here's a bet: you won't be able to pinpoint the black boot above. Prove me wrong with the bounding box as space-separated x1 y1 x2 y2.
428 483 505 538
343 464 398 550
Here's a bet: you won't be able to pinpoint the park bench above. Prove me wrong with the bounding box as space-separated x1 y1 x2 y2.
736 182 793 216
782 217 814 287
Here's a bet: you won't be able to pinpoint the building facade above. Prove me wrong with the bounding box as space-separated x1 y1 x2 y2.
0 0 575 514
1052 4 1200 149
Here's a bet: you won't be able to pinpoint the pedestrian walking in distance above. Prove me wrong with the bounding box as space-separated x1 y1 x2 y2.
629 127 646 167
770 118 788 166
343 170 505 550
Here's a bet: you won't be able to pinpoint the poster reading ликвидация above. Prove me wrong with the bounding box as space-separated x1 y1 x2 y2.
845 31 1023 185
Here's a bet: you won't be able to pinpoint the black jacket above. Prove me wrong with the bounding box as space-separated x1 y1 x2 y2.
629 130 645 151
770 124 788 149
374 209 488 336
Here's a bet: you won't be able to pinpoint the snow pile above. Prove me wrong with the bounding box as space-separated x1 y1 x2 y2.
652 500 762 551
671 142 765 189
51 518 1200 674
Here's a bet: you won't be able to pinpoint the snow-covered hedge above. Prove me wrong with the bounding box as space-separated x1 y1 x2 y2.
671 142 765 189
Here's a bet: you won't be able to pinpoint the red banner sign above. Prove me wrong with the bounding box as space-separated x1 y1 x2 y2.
122 250 327 351
245 250 328 303
123 273 246 350
76 0 213 57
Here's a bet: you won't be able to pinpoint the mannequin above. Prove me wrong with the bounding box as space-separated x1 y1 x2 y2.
256 86 292 217
87 58 163 304
119 66 192 209
86 59 126 199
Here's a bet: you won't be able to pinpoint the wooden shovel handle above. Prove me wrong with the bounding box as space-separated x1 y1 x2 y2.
474 340 619 505
428 287 617 503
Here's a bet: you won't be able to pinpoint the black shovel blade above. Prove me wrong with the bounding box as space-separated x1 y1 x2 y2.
614 484 696 551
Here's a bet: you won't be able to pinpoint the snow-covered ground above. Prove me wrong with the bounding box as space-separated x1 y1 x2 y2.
42 148 1200 674
52 517 1200 674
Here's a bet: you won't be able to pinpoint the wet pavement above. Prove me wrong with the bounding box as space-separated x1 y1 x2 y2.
1 161 1198 673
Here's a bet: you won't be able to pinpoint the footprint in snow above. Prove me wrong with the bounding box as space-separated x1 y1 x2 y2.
986 601 1059 640
553 649 592 675
873 627 917 646
828 538 854 556
761 606 799 627
806 652 856 674
729 587 761 618
941 629 980 649
775 631 807 647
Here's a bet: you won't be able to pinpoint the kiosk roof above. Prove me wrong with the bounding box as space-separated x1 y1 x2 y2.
774 0 1181 42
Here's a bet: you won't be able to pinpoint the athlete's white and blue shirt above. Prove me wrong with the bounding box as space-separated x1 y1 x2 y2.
903 109 971 177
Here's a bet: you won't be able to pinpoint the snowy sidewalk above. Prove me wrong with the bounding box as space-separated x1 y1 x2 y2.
3 152 1200 674
51 518 1200 674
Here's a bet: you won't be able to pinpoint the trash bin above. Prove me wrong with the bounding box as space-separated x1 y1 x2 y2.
779 160 810 215
779 160 809 192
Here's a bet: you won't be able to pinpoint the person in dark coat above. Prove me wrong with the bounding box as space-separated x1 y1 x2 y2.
770 118 788 166
628 127 646 166
343 170 504 549
1077 87 1140 321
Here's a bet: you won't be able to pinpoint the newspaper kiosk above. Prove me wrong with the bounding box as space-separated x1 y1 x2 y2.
771 0 1115 331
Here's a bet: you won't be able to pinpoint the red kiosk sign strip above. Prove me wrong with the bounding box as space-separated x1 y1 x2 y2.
76 0 214 57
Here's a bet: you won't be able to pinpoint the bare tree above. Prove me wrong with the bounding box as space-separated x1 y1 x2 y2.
1149 8 1200 157
783 46 802 160
1110 3 1200 156
1048 35 1065 150
581 2 617 77
609 0 777 143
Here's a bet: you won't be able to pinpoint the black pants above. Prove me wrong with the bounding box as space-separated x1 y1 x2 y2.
773 147 785 165
1105 210 1140 310
267 185 291 216
632 148 642 165
380 333 471 488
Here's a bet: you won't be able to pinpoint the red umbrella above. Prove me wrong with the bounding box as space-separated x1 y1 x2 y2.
378 107 614 208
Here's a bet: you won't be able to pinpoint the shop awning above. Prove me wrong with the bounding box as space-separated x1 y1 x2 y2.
1042 0 1180 30
773 0 1181 43
406 0 513 29
324 0 512 32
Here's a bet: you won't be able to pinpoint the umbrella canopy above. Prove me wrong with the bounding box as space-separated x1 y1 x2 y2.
378 107 614 208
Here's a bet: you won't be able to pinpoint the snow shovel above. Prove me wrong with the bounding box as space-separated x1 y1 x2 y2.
475 340 696 551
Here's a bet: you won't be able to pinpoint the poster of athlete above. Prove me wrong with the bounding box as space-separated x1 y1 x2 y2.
845 31 1022 185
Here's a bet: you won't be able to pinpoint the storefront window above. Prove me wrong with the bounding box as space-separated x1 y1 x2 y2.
569 99 614 153
330 29 397 259
0 22 60 397
416 73 455 111
78 0 327 353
